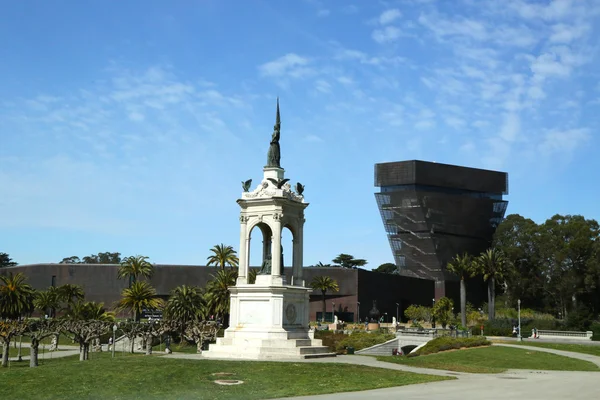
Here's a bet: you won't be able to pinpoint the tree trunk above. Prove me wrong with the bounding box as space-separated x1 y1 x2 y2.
84 343 90 360
1 342 9 367
460 278 467 328
321 291 326 322
79 343 85 361
196 340 202 354
130 337 135 354
145 335 152 355
488 277 496 320
29 339 39 368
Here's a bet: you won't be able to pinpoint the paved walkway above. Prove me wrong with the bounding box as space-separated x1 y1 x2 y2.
268 343 600 400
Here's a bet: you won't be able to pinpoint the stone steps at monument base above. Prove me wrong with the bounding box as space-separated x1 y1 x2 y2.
202 344 335 360
215 337 323 348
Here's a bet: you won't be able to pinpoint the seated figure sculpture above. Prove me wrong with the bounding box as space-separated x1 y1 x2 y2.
258 255 272 275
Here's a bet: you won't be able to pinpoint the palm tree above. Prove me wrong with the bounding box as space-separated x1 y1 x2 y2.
248 268 258 284
476 248 511 320
0 273 35 319
118 255 154 286
310 276 339 322
56 284 84 313
117 281 164 322
206 244 239 270
205 269 237 321
165 285 206 324
66 301 115 322
447 253 477 327
34 287 60 318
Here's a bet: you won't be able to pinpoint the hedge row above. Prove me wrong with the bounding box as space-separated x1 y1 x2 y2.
411 336 490 357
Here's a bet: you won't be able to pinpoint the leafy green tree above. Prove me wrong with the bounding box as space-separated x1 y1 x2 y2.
332 254 367 269
404 304 431 325
493 214 543 308
205 269 237 320
118 255 154 286
0 272 35 319
310 276 339 322
432 297 454 329
59 256 81 264
476 249 511 320
0 319 27 367
447 253 477 327
0 253 17 268
206 244 239 270
117 281 163 322
374 263 397 274
312 262 332 267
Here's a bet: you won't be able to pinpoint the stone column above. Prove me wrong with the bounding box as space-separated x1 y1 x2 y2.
271 213 282 281
292 218 304 286
237 216 248 285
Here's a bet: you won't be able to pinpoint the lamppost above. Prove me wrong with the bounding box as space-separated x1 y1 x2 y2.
356 302 360 323
517 299 522 342
112 324 118 358
332 302 335 323
431 298 436 329
395 303 399 325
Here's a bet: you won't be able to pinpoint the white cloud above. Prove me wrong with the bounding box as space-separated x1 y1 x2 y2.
128 111 145 122
258 53 311 78
550 23 589 43
317 9 330 17
499 113 521 142
372 26 402 43
379 9 402 25
337 76 354 85
305 134 324 143
530 52 571 78
315 79 331 93
539 128 590 154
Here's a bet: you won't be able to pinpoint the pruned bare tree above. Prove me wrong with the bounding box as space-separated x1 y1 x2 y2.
183 320 220 353
23 318 61 367
62 320 111 361
0 319 27 367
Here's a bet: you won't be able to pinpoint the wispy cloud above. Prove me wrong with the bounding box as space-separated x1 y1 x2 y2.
258 53 312 78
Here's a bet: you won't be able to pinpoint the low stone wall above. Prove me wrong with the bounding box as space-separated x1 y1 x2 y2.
537 330 593 341
355 333 433 356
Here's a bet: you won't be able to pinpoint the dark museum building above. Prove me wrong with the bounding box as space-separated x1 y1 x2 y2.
2 263 433 323
374 160 509 301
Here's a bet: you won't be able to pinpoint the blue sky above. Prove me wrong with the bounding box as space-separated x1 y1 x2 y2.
1 0 599 269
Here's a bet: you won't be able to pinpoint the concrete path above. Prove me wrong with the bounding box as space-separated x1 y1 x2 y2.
495 343 600 367
267 344 600 400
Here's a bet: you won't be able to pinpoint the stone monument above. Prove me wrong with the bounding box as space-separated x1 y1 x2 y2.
203 99 334 360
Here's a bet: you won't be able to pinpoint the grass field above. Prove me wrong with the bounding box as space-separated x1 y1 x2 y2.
495 341 600 357
376 346 600 374
2 346 64 358
0 353 451 399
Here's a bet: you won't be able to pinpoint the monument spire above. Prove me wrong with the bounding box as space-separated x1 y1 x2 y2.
275 97 280 128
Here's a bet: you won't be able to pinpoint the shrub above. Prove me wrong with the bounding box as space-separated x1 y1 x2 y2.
412 336 490 356
591 322 600 341
315 330 347 353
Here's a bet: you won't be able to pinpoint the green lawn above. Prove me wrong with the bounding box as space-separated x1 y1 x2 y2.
494 341 600 357
0 353 451 399
2 346 64 358
152 342 199 354
376 346 600 374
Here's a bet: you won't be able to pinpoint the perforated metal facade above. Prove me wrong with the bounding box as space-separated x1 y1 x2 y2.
374 160 508 286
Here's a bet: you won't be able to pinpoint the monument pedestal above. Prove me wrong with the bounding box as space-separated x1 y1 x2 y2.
203 284 334 360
